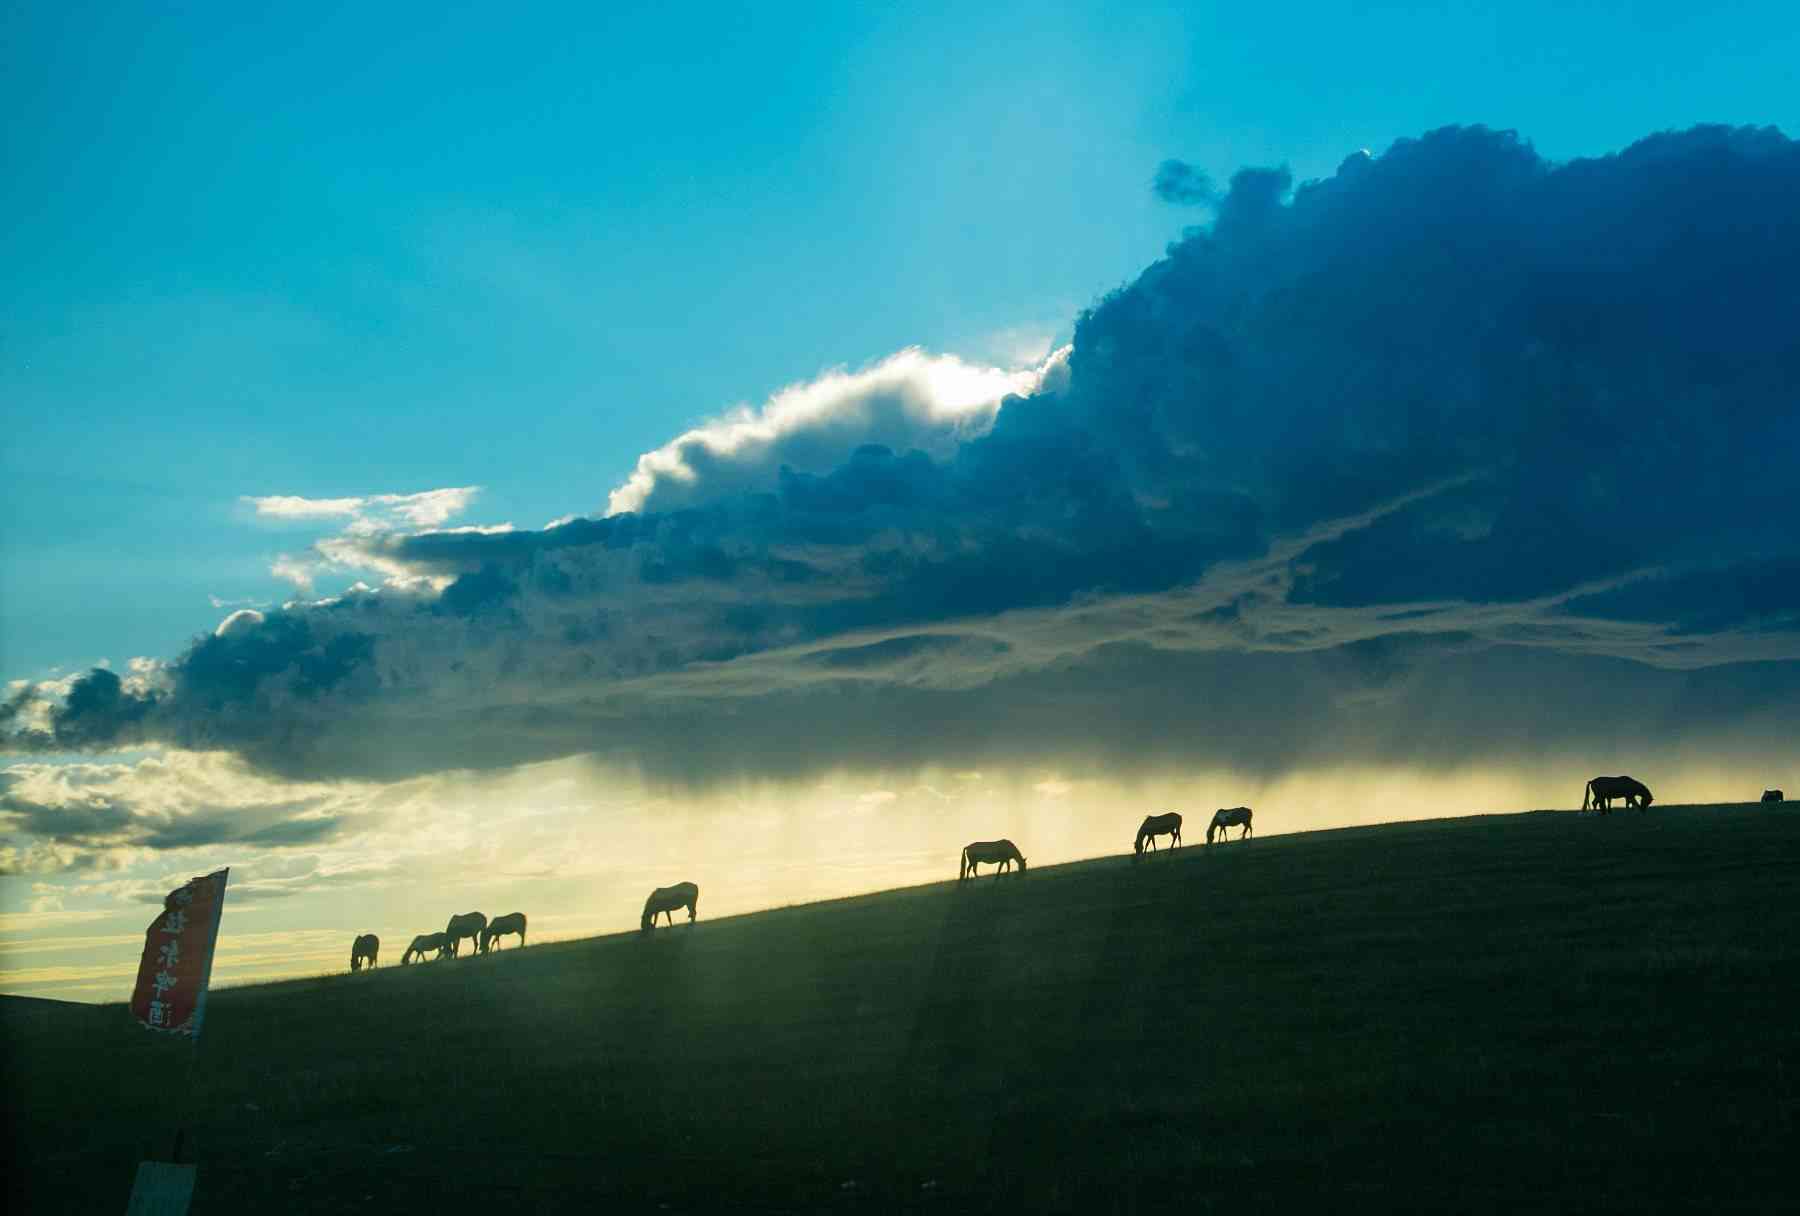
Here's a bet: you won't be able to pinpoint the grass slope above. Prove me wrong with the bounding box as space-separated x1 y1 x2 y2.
9 803 1800 1213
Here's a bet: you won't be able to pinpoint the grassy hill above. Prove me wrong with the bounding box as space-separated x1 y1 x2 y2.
9 803 1800 1213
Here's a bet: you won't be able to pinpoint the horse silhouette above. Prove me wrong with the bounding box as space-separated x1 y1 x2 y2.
401 932 448 964
1134 813 1183 856
443 911 487 957
480 912 527 952
641 883 699 932
1582 776 1653 814
959 839 1026 879
1207 807 1253 843
350 933 379 972
1763 789 1784 803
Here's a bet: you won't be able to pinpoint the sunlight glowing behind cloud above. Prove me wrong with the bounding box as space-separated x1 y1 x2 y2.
214 609 266 638
606 346 1069 516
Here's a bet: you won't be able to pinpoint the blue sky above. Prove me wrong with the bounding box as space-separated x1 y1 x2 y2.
4 2 1800 1001
7 1 1797 676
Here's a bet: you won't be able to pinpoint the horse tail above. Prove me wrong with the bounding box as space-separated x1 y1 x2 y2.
959 847 969 880
1582 780 1593 811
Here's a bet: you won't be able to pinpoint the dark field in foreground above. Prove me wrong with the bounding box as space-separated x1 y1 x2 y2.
8 804 1800 1213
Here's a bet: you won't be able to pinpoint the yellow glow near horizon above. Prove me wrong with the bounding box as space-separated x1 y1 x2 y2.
2 755 1787 1003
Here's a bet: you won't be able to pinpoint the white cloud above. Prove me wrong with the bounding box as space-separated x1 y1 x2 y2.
244 486 482 534
312 537 453 591
368 487 481 529
269 554 318 593
245 489 491 595
421 523 515 536
215 609 265 638
245 494 365 520
606 346 1069 516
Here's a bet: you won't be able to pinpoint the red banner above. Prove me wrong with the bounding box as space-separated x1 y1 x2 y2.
129 868 229 1037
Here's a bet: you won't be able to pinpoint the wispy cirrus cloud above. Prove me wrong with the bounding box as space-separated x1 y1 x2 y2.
245 494 366 520
244 486 482 529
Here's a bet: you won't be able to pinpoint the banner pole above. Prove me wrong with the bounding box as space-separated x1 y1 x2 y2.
167 868 227 1165
170 1036 199 1163
126 868 228 1213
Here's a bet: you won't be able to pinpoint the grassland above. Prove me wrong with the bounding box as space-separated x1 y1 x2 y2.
8 802 1800 1213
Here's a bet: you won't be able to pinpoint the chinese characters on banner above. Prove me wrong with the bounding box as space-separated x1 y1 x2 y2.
129 869 229 1037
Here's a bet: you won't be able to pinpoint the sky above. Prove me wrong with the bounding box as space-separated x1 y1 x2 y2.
4 1 1799 1001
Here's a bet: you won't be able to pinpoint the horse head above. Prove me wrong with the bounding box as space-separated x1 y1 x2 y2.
1015 855 1027 873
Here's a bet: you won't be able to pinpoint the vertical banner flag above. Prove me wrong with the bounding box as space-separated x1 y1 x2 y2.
129 869 229 1037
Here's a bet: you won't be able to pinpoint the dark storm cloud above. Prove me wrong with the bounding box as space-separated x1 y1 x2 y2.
7 124 1800 785
52 670 157 750
1153 159 1218 205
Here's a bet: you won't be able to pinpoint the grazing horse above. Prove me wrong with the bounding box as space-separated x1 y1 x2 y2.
350 933 379 972
1763 789 1784 803
443 911 488 958
959 839 1027 879
1207 807 1253 843
401 932 448 964
641 882 699 932
1582 776 1653 814
480 912 528 952
1134 812 1183 856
